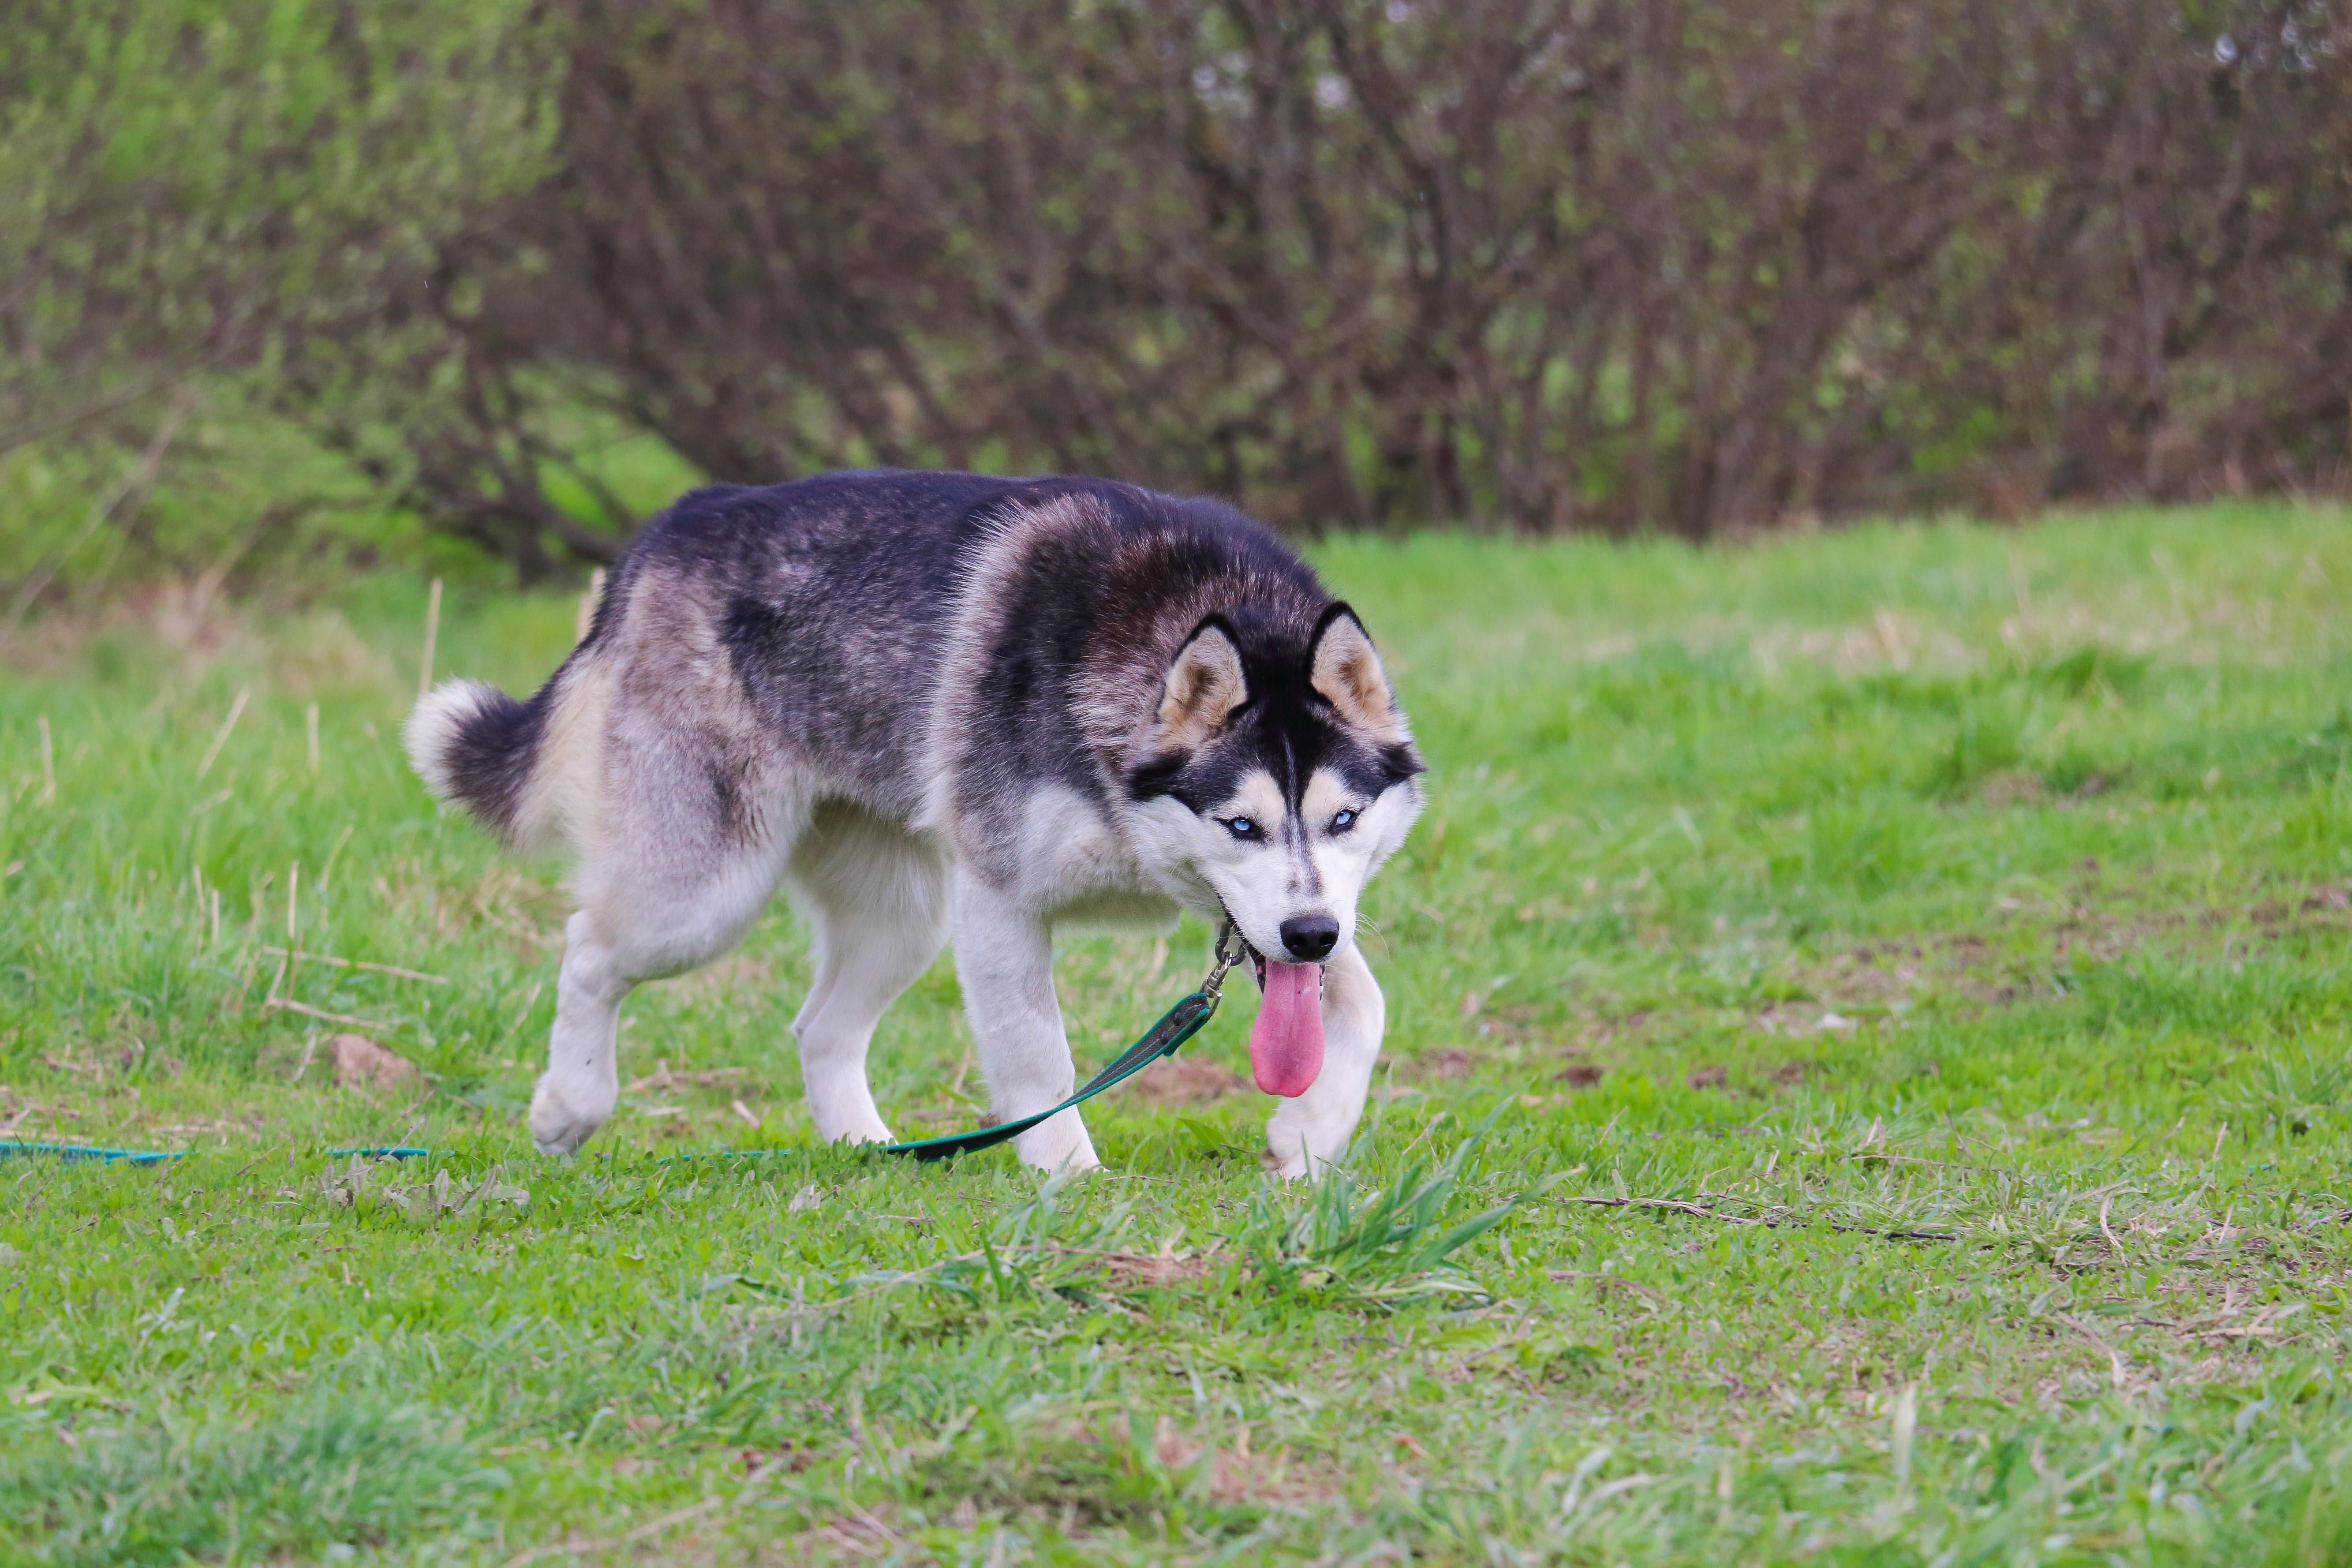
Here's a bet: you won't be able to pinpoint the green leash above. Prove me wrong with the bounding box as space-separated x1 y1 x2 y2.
7 928 1249 1171
877 921 1247 1164
0 1142 434 1166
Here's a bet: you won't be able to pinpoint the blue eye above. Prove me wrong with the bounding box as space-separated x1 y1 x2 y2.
1331 808 1358 832
1225 817 1258 839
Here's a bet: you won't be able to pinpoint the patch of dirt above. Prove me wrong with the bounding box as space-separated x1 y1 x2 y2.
1978 770 2049 808
1772 934 2023 1026
1468 1002 1566 1044
627 1061 753 1093
1787 878 2352 1026
149 1119 250 1138
1556 1063 1607 1089
327 1033 421 1091
2029 886 2352 972
1750 1004 1868 1036
2248 883 2352 935
1099 1252 1213 1289
1686 1065 1728 1091
0 1086 86 1138
1571 1012 1656 1050
1200 1445 1339 1506
1412 1048 1482 1082
1129 1416 1339 1506
740 1443 816 1476
1978 770 2115 809
1126 1054 1245 1105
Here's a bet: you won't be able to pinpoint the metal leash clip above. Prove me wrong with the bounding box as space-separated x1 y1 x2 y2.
1202 916 1249 1002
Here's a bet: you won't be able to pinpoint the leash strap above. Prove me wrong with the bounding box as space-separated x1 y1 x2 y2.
0 1141 434 1165
9 928 1252 1171
879 921 1247 1164
0 1140 183 1166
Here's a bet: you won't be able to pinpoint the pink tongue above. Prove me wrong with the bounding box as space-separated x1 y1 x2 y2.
1249 961 1326 1097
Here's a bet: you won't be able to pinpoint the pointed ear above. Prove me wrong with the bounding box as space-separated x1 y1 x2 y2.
1309 603 1407 743
1153 617 1249 748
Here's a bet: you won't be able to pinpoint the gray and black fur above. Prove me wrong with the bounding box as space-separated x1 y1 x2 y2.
408 471 1424 1173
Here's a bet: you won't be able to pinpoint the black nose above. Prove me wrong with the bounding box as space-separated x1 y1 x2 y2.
1279 915 1340 962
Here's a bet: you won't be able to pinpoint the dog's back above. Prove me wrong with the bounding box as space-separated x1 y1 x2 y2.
406 469 1316 853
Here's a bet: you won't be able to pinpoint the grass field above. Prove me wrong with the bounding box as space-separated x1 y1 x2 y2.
6 501 2352 1565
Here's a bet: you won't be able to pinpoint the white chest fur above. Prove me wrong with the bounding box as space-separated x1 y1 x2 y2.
1013 783 1180 931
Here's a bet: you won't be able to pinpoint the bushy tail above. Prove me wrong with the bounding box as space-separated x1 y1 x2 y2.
404 677 556 852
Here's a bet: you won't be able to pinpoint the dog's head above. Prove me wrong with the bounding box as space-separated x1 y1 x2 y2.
1122 603 1425 1096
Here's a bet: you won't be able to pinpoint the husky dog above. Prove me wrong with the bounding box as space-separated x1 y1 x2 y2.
405 472 1423 1175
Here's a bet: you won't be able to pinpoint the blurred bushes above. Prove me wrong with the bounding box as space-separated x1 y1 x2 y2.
4 0 2351 588
0 0 553 598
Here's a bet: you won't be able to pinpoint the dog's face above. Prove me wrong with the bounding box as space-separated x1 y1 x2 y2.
1122 605 1425 971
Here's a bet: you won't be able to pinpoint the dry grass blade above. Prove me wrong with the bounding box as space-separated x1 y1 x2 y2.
626 1063 749 1092
417 577 441 699
260 999 398 1034
258 947 449 985
1562 1194 1762 1224
576 566 605 643
494 1495 725 1568
1548 1269 1670 1304
2058 1313 2129 1390
195 686 252 781
1555 1194 1959 1242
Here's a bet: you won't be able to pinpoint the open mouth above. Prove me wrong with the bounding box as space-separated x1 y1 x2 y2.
1245 947 1325 1098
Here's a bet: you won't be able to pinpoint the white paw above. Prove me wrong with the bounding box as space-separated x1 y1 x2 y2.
1014 1108 1100 1174
1264 1143 1312 1180
529 1072 614 1155
1263 1114 1347 1180
808 1097 894 1146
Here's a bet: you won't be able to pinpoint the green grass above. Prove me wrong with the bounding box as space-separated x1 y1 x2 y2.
6 500 2352 1564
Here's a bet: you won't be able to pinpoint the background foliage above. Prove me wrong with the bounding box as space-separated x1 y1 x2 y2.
4 0 2351 591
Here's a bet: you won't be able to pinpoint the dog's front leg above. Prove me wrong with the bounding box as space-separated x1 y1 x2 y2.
1264 944 1384 1179
949 868 1099 1173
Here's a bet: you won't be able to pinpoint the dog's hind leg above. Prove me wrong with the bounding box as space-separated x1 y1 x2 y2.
948 868 1099 1173
784 804 949 1145
1262 944 1385 1179
529 756 802 1156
